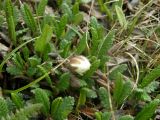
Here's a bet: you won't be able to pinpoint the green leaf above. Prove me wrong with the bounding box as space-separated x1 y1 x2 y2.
21 3 37 32
115 5 127 29
73 12 83 25
113 73 124 105
60 96 74 119
72 2 79 15
135 99 160 120
3 103 42 120
36 0 48 16
57 72 70 91
37 65 52 86
5 0 16 45
98 87 110 110
140 65 160 88
0 97 8 119
11 93 24 109
51 96 74 120
6 65 22 75
98 30 115 61
84 59 100 78
109 64 127 80
51 97 63 118
34 88 50 116
76 32 88 54
77 88 87 108
34 24 52 54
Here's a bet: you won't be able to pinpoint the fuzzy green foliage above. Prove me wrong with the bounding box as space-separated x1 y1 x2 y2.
135 99 160 120
113 73 132 106
95 111 111 120
34 24 53 59
57 72 70 91
51 96 74 120
33 88 50 116
5 0 16 45
36 0 48 16
2 103 42 120
21 3 37 33
98 87 110 110
140 65 160 88
0 97 9 119
11 93 24 109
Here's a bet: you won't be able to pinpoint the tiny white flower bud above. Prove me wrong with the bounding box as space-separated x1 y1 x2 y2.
68 55 91 75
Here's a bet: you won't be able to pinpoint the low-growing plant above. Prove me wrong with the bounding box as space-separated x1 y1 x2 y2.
0 0 160 119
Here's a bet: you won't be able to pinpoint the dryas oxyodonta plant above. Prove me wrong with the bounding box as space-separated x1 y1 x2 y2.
67 55 91 75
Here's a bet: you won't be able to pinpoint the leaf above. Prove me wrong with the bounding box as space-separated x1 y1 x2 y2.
21 3 37 32
57 72 70 91
2 103 42 120
84 59 100 78
34 24 52 54
6 65 22 75
113 73 124 105
60 96 74 119
34 88 50 116
51 97 63 118
109 64 127 80
5 0 16 45
77 88 87 108
98 30 115 60
144 81 159 93
11 93 24 109
140 65 160 88
37 65 52 86
76 32 88 54
98 87 110 110
73 12 83 25
51 96 74 120
135 99 160 120
54 14 68 39
115 5 127 29
36 0 48 16
0 97 8 119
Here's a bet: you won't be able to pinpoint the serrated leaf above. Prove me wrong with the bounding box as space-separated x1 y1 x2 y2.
6 65 22 75
113 73 124 105
109 64 127 80
135 99 160 120
0 97 8 119
5 0 16 45
36 0 48 16
57 72 70 91
21 3 37 32
140 65 160 88
76 32 88 54
35 24 52 53
37 65 52 85
51 97 63 118
98 87 110 110
34 88 50 116
73 12 83 25
98 30 114 60
51 96 74 120
11 93 24 109
115 5 127 29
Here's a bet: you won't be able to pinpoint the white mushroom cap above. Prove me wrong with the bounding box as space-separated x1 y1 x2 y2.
69 55 91 75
